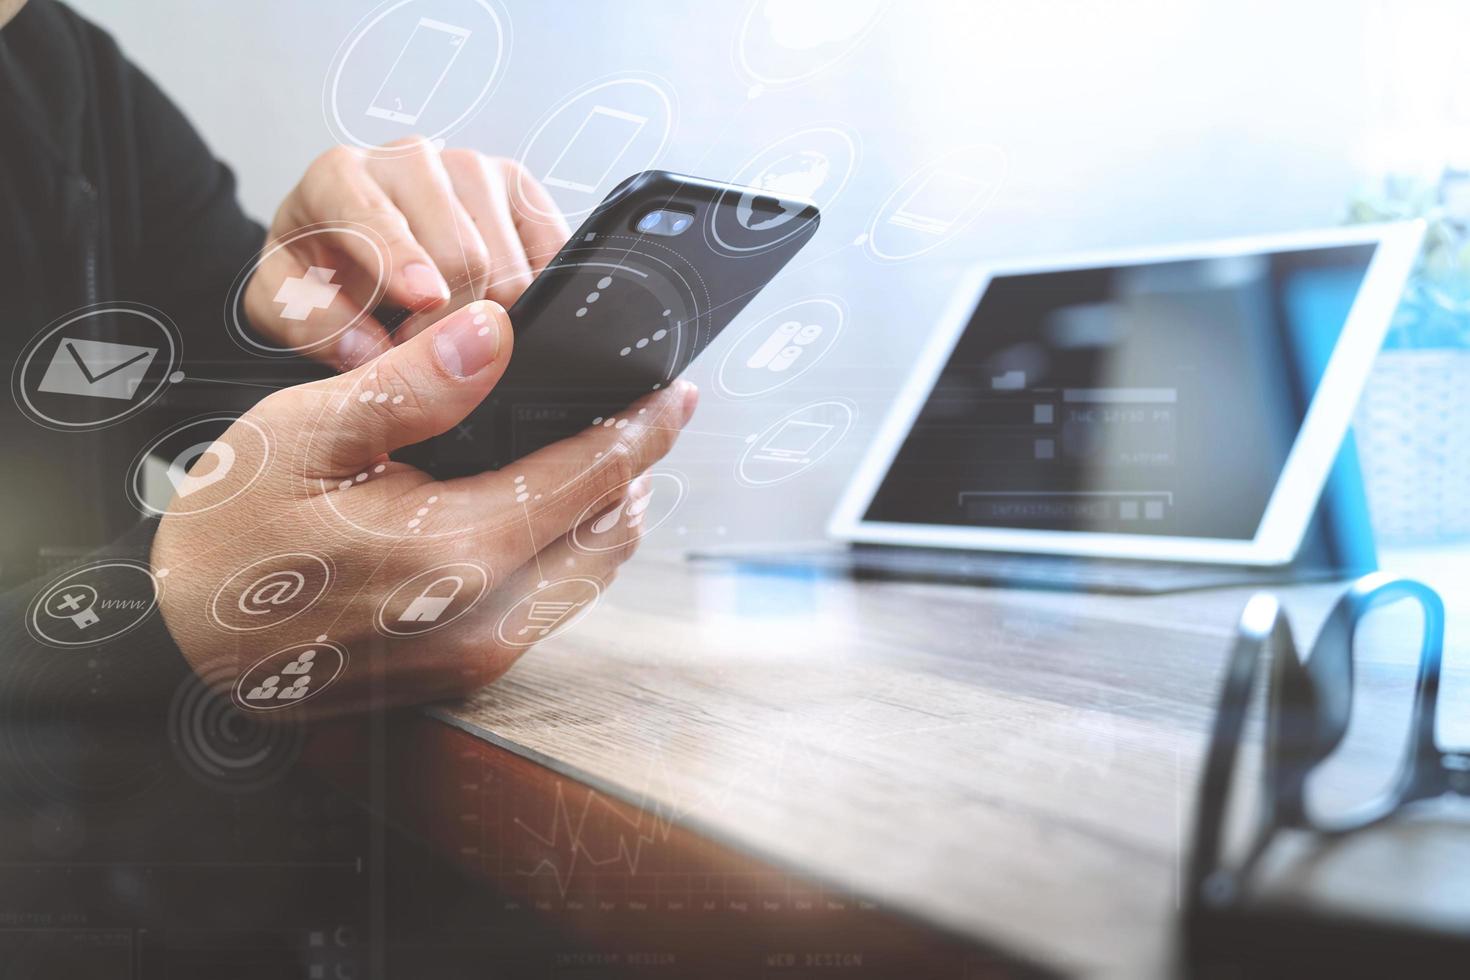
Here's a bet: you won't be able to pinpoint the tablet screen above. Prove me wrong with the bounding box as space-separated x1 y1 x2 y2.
861 243 1378 540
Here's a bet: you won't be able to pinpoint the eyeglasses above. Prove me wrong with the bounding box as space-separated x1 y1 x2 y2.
1185 573 1468 975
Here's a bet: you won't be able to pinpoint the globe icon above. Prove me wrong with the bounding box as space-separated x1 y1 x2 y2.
737 150 831 231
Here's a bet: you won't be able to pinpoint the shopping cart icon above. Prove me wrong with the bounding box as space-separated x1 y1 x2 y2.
515 599 587 637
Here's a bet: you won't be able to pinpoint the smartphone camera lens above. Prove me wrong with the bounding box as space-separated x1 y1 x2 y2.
633 208 695 236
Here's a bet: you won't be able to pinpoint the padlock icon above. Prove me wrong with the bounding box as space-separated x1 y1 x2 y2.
398 575 463 623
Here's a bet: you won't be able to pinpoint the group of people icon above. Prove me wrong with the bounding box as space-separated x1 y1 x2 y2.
245 649 315 701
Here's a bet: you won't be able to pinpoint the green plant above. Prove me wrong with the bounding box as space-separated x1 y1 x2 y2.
1348 170 1470 348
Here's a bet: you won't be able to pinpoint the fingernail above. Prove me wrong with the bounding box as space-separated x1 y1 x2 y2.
403 262 450 302
627 474 651 498
434 301 502 378
677 379 699 424
337 328 380 369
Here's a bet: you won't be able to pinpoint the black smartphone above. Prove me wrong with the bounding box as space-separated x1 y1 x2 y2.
408 170 820 478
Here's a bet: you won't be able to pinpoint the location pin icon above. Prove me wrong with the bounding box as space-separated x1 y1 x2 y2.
167 440 236 497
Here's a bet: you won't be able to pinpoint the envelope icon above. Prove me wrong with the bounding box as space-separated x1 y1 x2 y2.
37 337 158 401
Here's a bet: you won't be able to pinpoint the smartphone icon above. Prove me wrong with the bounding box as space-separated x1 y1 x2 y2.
543 106 649 194
888 170 991 235
366 17 472 125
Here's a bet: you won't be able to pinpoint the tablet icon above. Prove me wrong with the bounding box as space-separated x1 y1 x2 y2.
37 338 157 400
863 145 1008 262
544 105 648 194
514 75 673 220
366 17 471 125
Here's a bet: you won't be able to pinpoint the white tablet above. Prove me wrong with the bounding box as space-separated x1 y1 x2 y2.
828 222 1424 566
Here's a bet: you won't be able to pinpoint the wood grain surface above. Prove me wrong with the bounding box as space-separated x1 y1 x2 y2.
417 548 1469 978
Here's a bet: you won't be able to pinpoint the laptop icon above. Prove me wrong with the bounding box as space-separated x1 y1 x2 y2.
753 419 835 464
37 337 158 401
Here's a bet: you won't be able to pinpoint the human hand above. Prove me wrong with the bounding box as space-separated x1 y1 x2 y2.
243 139 570 370
151 299 695 717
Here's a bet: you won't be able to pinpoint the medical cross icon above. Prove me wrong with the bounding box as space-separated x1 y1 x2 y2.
273 266 342 320
57 591 87 612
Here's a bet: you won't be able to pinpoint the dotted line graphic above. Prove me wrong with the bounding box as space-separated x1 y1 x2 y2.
590 406 650 433
336 462 388 492
575 275 614 318
355 368 406 406
619 309 673 358
406 494 440 534
512 474 543 504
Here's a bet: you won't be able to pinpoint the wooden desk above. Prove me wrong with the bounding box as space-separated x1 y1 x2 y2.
341 548 1469 978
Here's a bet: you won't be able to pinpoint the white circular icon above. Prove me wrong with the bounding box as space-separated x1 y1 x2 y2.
734 0 886 96
861 144 1009 262
234 640 348 713
225 221 390 357
374 560 491 637
323 0 509 154
170 667 304 793
495 577 602 649
570 471 687 555
705 125 858 257
12 303 181 432
210 553 334 633
27 561 161 648
716 296 845 400
514 73 675 221
126 414 273 517
736 398 856 487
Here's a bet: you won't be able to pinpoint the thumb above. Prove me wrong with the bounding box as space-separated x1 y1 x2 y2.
300 299 513 469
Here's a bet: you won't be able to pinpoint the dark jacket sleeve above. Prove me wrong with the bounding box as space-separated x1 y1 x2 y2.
99 29 269 364
0 520 192 714
0 518 202 817
0 9 272 727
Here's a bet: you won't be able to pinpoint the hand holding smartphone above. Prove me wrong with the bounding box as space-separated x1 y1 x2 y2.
407 170 820 478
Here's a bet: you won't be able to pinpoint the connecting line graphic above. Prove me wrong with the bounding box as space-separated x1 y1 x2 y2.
323 536 405 638
522 502 544 584
508 698 881 897
184 376 294 392
632 424 748 440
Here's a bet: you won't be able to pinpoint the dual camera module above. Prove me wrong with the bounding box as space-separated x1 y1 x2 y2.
634 207 694 236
